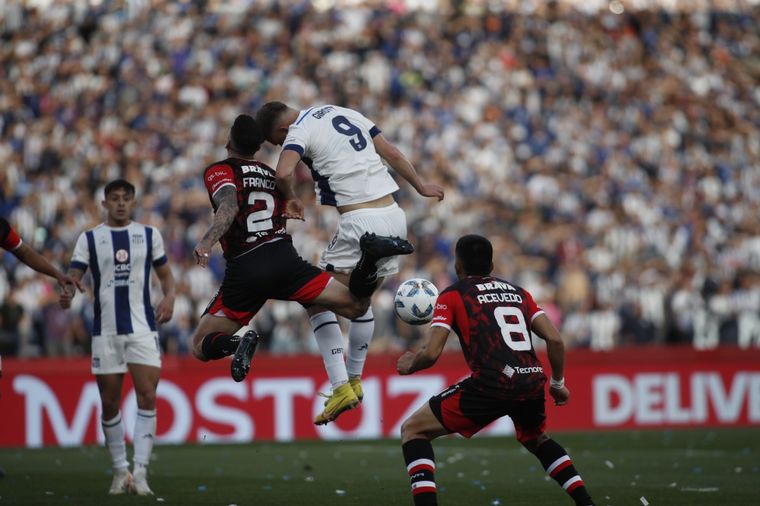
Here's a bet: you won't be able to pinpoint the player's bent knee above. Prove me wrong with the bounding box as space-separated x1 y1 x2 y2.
400 416 423 443
357 297 371 315
344 299 368 320
521 433 549 454
191 343 208 362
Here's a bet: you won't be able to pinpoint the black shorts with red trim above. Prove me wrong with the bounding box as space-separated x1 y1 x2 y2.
428 378 546 443
204 238 331 326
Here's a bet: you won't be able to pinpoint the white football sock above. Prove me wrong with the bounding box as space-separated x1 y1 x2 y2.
310 311 348 389
347 307 374 378
102 412 128 470
133 408 156 469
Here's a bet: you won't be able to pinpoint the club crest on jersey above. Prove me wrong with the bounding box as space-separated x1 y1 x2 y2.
115 249 129 263
131 234 145 245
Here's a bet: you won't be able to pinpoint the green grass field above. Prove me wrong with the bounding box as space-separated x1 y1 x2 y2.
1 429 758 505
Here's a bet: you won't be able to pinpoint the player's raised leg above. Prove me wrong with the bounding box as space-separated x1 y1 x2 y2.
306 293 360 425
191 300 246 362
399 402 450 506
96 373 131 495
344 232 414 399
308 234 412 424
191 299 260 382
328 271 383 403
128 363 160 496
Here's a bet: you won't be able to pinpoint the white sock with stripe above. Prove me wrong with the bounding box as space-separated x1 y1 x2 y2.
133 408 156 472
347 307 374 378
102 412 129 471
310 311 349 389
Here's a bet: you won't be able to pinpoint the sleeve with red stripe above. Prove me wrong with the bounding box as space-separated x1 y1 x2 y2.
0 216 22 251
203 163 236 199
430 289 457 329
522 287 545 322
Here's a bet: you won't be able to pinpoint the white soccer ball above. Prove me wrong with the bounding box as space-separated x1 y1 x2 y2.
394 278 439 325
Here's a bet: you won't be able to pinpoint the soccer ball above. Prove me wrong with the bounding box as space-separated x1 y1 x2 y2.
394 278 439 325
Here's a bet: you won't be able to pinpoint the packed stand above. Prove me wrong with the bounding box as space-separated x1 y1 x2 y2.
1 0 759 358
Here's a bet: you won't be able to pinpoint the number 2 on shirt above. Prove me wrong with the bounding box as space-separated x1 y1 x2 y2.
247 191 274 234
332 115 367 151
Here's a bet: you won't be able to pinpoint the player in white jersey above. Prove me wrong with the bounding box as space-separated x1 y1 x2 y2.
59 180 175 496
256 102 444 424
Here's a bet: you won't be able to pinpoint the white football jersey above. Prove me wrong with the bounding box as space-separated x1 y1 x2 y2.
283 105 399 207
70 222 168 337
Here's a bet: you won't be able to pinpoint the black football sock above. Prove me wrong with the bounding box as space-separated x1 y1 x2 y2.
535 438 593 505
201 332 241 360
402 439 438 506
349 251 379 298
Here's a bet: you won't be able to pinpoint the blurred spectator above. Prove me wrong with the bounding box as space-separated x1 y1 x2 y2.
1 0 759 357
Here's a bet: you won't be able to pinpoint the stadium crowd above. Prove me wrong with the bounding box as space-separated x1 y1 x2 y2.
1 0 759 359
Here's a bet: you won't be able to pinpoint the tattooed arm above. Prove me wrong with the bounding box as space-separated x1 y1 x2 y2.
193 186 238 267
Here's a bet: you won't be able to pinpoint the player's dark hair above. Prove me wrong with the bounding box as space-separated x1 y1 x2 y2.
255 101 289 138
229 114 264 156
455 234 493 276
104 179 135 198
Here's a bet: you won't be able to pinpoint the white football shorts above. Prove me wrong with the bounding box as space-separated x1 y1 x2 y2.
91 332 162 374
320 202 408 277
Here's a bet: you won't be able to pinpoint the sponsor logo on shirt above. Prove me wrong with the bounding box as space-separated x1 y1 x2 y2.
475 281 516 292
207 170 228 182
241 165 271 176
503 364 543 377
115 249 129 263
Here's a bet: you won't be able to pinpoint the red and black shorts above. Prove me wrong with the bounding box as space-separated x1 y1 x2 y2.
204 238 331 326
429 378 546 443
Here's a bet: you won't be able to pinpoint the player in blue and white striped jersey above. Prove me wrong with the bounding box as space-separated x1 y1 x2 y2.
256 102 444 424
60 179 175 496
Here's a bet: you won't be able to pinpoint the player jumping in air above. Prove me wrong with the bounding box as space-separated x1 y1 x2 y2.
191 114 412 426
256 101 444 424
60 180 176 496
397 235 595 506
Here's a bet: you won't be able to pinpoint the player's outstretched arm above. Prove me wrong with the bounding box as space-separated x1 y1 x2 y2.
532 314 570 406
14 243 84 294
373 134 444 201
397 326 450 375
194 186 239 268
59 267 86 309
275 150 305 220
154 262 176 324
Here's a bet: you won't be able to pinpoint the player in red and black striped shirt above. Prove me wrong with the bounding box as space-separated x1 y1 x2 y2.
191 115 413 425
397 235 594 506
1 216 83 293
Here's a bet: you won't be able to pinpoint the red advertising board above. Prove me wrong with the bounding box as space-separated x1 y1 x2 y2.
1 347 759 448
